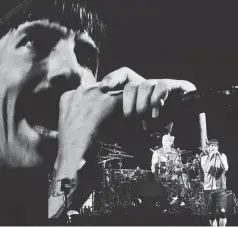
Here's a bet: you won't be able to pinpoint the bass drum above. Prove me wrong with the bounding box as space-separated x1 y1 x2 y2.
189 192 206 215
131 180 168 208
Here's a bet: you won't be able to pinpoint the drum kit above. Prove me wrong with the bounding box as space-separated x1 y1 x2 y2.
80 141 206 216
152 150 205 214
95 142 148 212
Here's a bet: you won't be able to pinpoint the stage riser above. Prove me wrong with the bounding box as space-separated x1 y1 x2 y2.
70 212 238 226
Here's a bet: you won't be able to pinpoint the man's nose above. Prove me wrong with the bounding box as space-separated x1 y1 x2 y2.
47 41 81 91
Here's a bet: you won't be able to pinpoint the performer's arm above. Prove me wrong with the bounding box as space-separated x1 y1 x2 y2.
201 155 211 173
218 153 229 171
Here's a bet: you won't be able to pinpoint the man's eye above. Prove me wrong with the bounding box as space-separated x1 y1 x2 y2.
17 36 35 48
17 35 59 61
24 39 36 49
18 36 53 51
74 42 98 74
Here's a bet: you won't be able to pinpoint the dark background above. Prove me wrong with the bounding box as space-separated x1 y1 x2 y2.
97 0 238 196
1 0 238 224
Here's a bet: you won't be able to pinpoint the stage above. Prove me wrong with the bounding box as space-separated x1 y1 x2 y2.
51 208 238 226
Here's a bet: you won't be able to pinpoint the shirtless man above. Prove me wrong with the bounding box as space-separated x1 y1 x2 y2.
0 0 205 222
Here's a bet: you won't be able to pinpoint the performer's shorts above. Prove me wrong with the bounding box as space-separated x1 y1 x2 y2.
204 189 227 218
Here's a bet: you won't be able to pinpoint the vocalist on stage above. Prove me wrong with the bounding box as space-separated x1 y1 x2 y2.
201 139 229 227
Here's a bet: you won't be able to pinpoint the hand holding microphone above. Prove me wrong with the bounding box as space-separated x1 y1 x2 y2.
49 68 200 219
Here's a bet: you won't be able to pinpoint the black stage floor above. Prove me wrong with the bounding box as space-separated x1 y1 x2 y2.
61 208 238 226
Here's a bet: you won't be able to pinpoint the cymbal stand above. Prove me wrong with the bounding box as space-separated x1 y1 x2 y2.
173 171 182 210
97 159 115 213
118 159 123 170
101 160 108 189
176 153 184 203
166 155 170 185
184 160 193 199
179 170 191 210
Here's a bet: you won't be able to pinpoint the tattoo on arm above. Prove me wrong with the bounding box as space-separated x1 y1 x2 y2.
48 168 57 198
48 170 77 198
48 174 77 219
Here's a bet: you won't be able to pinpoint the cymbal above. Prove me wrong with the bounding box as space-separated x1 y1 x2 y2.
109 153 134 158
97 141 108 145
98 141 115 147
98 159 111 164
110 156 123 160
97 155 111 158
177 150 192 155
97 155 108 158
99 142 123 149
114 145 123 149
101 147 124 153
97 155 123 160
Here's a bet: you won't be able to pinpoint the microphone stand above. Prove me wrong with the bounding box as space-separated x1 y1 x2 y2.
175 150 183 206
204 153 218 224
60 178 71 224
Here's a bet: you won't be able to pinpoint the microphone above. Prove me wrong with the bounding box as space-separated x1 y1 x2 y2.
61 178 71 195
181 87 238 110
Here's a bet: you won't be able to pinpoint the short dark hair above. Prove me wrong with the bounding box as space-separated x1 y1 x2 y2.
0 0 105 46
207 139 219 147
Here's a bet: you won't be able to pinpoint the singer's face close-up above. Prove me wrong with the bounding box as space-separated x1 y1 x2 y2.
209 144 218 153
0 19 98 167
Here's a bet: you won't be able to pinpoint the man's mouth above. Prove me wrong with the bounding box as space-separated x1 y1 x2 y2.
33 125 58 138
16 86 63 139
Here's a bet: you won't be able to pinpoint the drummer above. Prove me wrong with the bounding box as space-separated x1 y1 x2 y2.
151 133 181 177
